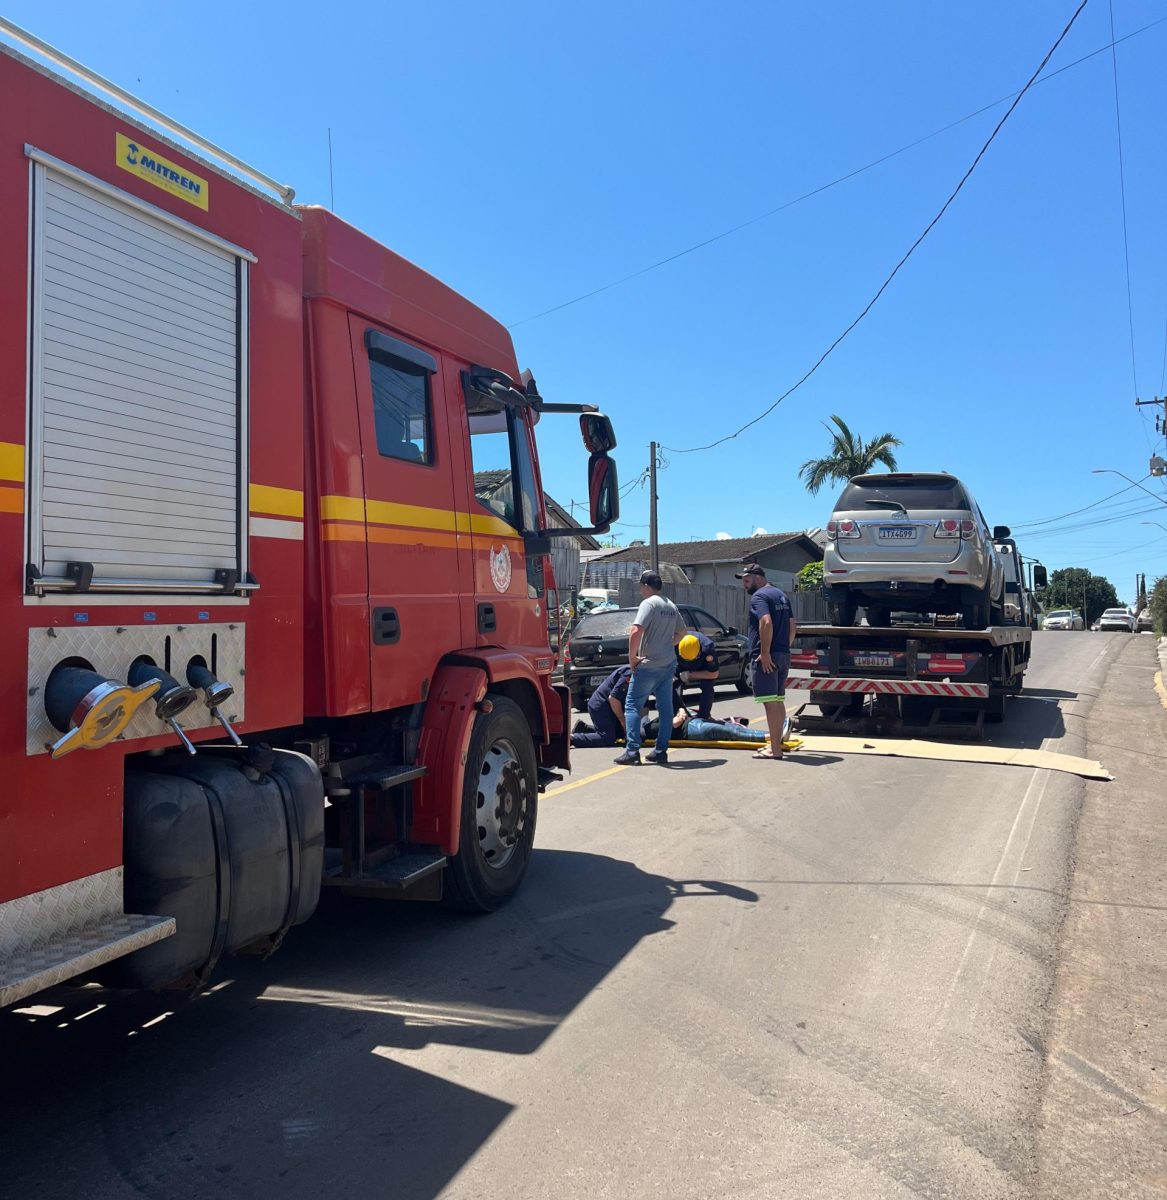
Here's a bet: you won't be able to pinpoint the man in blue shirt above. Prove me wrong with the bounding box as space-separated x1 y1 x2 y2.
675 632 718 720
735 563 796 760
572 665 633 748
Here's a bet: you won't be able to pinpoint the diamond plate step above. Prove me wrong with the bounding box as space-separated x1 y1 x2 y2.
323 851 446 890
0 913 175 1008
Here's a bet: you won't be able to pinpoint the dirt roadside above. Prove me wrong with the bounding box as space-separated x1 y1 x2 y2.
1036 636 1167 1197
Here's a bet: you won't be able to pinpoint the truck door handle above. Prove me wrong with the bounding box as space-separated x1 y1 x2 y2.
372 607 400 645
477 603 497 634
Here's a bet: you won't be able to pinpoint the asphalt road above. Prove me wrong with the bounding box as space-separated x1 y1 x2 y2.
1 631 1161 1199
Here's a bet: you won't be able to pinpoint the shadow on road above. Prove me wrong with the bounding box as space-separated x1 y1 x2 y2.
782 753 846 767
0 850 757 1200
983 695 1067 750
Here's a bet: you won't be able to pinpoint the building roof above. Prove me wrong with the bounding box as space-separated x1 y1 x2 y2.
473 470 600 550
592 532 822 565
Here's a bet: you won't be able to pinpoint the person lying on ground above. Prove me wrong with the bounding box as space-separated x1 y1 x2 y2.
642 706 771 745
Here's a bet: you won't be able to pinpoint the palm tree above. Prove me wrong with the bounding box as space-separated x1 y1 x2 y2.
798 414 902 496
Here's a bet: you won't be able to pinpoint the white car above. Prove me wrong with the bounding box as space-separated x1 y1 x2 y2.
1098 608 1135 632
823 472 1007 628
1043 609 1084 631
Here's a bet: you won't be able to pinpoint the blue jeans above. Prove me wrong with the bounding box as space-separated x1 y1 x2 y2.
686 718 767 743
624 662 675 754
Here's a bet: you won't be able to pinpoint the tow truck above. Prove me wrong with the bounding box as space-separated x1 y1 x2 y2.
791 549 1046 740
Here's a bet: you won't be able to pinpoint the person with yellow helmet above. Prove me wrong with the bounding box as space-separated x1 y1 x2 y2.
675 630 719 720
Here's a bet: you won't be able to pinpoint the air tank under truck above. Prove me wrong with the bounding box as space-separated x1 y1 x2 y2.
0 28 619 1008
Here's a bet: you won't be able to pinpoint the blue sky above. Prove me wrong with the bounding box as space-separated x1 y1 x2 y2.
5 2 1166 600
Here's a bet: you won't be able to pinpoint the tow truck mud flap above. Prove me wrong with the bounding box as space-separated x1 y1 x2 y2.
109 748 324 989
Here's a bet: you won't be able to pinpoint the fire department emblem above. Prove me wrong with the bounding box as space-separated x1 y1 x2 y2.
489 544 512 594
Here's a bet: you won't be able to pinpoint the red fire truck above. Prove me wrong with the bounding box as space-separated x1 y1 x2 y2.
0 25 619 1007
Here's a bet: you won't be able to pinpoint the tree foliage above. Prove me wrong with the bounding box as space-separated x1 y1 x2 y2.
1037 567 1119 627
795 561 824 591
798 414 902 496
1149 574 1167 635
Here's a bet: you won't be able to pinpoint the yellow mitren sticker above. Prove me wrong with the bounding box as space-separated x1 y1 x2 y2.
116 133 209 211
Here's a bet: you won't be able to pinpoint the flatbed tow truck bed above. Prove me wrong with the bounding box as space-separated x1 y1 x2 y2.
789 623 1032 741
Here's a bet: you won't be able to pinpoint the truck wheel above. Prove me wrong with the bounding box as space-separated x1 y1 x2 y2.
828 594 859 626
865 605 891 627
445 696 538 912
736 660 752 694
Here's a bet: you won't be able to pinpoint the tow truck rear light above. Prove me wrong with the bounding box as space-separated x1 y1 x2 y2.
922 655 973 674
828 519 860 539
790 651 821 668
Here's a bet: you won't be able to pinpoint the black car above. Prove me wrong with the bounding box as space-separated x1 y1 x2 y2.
561 605 751 709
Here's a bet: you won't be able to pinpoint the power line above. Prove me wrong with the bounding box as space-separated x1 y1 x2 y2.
1018 500 1167 540
506 8 1162 332
1010 476 1146 529
663 0 1092 456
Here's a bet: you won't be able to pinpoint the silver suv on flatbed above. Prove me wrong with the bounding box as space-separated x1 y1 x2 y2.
823 472 1007 629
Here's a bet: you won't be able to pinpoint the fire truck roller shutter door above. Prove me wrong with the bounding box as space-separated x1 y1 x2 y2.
28 158 250 589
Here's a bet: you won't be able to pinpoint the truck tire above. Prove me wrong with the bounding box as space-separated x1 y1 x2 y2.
444 695 538 912
828 593 859 626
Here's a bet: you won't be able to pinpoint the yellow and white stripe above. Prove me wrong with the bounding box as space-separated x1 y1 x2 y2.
0 441 24 513
249 483 304 540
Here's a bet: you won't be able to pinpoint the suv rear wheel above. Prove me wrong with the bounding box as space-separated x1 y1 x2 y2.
828 592 859 627
962 584 991 630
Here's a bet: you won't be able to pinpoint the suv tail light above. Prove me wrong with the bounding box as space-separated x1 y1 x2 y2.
562 645 572 662
935 519 976 540
828 519 860 540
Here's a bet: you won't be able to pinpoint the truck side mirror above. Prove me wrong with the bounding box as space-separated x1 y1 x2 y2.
580 413 617 455
1033 565 1048 588
588 453 619 531
993 525 1011 540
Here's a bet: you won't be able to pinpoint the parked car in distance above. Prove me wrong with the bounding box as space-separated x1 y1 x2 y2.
823 472 1007 629
561 606 751 708
1043 609 1084 631
1135 610 1154 632
1098 607 1135 632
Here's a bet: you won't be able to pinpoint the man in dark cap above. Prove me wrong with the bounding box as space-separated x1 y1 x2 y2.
735 564 796 760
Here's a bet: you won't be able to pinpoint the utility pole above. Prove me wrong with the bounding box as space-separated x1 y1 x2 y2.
1136 396 1167 475
648 441 659 574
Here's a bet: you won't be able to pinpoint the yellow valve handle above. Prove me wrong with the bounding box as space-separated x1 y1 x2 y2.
49 679 161 760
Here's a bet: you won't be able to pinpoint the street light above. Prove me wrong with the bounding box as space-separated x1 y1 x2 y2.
1091 468 1167 507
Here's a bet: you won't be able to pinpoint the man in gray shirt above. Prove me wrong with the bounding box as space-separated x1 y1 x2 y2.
615 570 687 765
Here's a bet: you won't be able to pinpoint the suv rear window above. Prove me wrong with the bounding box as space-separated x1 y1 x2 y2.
836 477 968 512
571 610 635 638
